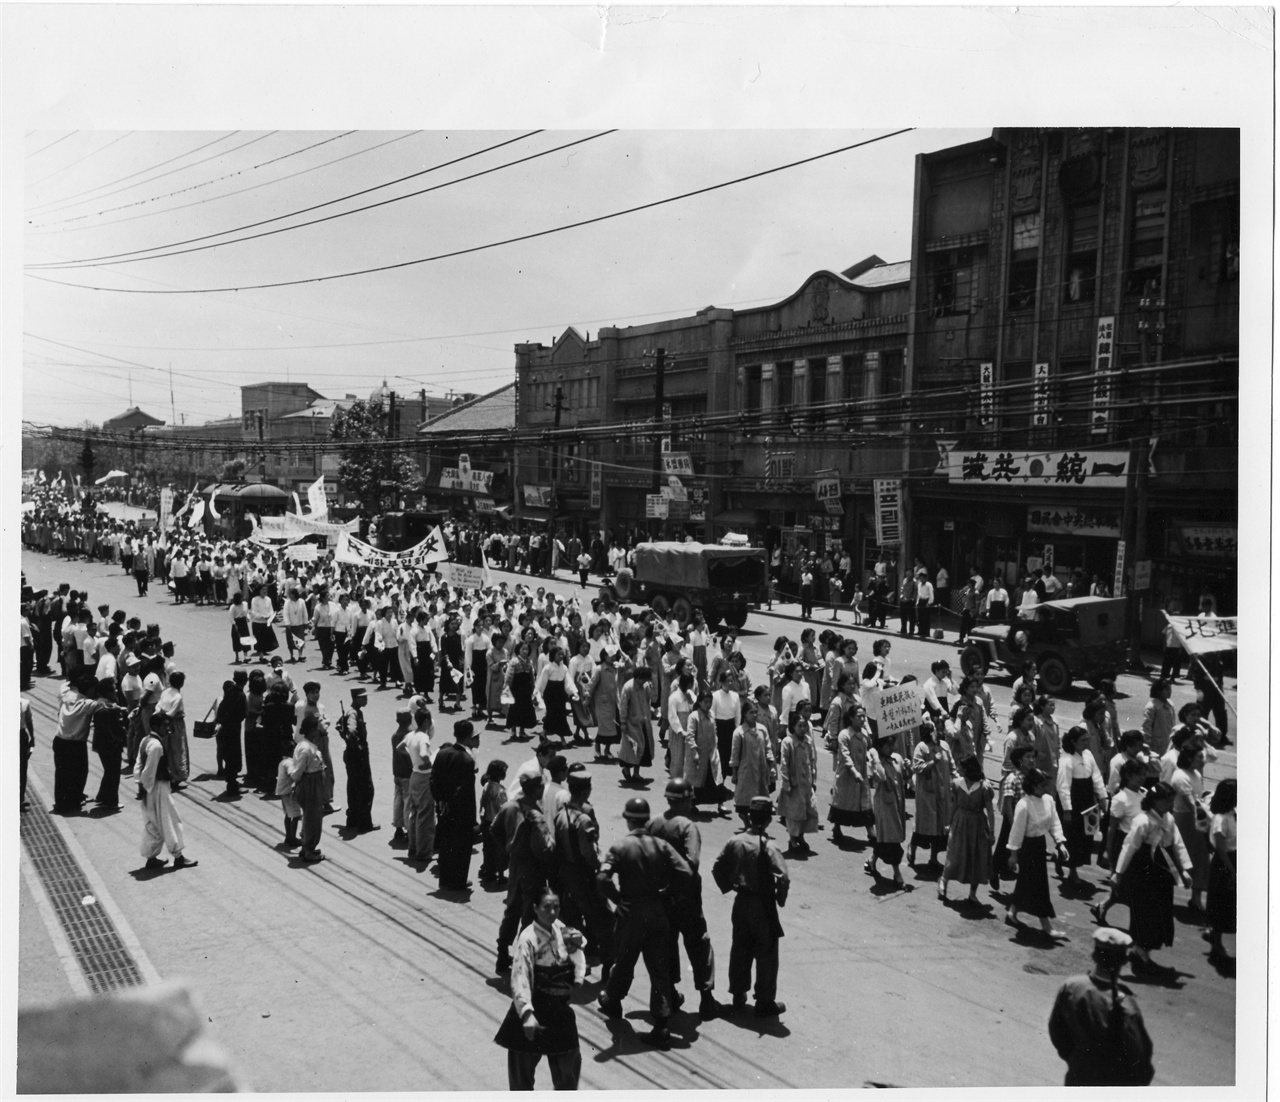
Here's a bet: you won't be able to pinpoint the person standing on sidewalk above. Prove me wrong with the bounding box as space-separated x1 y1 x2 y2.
403 711 436 865
138 717 198 870
915 569 936 640
798 560 815 620
711 796 790 1018
389 707 413 847
897 572 917 637
21 696 34 812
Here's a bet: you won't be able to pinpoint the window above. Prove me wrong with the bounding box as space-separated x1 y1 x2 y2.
881 349 904 396
842 353 863 402
1064 204 1099 304
807 358 826 428
929 248 976 316
743 364 762 414
1008 253 1039 312
775 362 793 407
1126 192 1167 296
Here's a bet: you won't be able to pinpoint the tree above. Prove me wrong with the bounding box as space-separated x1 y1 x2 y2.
219 457 248 482
328 398 420 517
79 435 96 482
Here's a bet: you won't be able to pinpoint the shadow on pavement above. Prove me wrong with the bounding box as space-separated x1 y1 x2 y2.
712 1007 791 1039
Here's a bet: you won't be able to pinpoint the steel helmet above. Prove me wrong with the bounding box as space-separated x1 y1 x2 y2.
622 797 651 821
664 777 693 801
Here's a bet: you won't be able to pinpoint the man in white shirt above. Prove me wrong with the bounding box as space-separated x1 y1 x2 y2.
94 637 120 684
922 660 954 723
282 588 310 663
403 719 436 864
332 594 354 674
915 570 935 639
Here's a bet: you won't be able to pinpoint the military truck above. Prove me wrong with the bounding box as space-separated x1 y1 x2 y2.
601 542 768 629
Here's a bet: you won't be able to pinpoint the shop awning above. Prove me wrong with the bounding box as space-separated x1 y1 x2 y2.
713 509 763 527
519 506 554 524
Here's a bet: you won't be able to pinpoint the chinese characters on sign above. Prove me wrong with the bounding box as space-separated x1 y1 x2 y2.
645 494 669 519
589 461 602 510
876 684 923 741
1091 315 1115 436
439 466 494 494
1163 613 1238 656
1177 526 1237 559
1026 506 1122 538
979 362 995 426
945 448 1131 487
873 479 902 546
662 452 694 477
1113 538 1126 599
1032 362 1051 427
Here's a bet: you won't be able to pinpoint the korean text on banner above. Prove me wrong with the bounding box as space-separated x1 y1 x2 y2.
1163 613 1237 656
877 683 922 742
873 479 902 546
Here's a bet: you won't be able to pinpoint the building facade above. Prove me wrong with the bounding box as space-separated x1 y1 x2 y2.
905 127 1238 620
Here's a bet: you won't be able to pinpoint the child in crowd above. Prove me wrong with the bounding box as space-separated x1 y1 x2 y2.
478 759 510 884
277 753 302 849
850 582 864 626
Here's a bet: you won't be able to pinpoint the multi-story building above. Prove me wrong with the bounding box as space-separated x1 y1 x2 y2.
416 383 516 519
904 127 1238 619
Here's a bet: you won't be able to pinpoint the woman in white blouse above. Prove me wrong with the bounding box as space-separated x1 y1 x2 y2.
1113 781 1192 975
248 587 279 658
778 663 811 730
1005 769 1071 939
1205 777 1236 968
666 673 696 780
1055 726 1108 887
1169 744 1211 913
567 641 597 745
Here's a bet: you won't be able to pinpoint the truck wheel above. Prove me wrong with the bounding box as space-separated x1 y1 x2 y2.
650 594 670 618
959 645 988 679
724 607 748 629
703 608 723 628
613 567 634 600
671 597 694 628
598 586 615 607
1038 656 1071 695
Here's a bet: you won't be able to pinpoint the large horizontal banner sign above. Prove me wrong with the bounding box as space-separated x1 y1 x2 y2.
334 527 448 568
1164 613 1237 656
1026 506 1122 538
942 447 1135 488
254 512 360 540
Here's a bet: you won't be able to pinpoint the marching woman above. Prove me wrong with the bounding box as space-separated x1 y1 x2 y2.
798 628 822 706
1169 743 1212 914
909 720 952 868
778 663 810 731
711 670 743 782
248 586 279 658
396 615 417 700
827 704 875 846
505 641 539 742
1112 781 1193 975
493 885 587 1090
766 637 796 718
666 672 696 779
1205 778 1237 967
778 711 820 857
687 613 712 693
1004 769 1071 940
413 610 436 702
229 592 251 664
586 647 620 760
465 616 492 722
289 714 328 862
938 755 995 904
728 700 776 826
617 665 655 785
535 646 576 748
243 668 268 790
486 632 509 729
1055 726 1108 887
684 689 730 814
865 731 907 886
567 640 597 745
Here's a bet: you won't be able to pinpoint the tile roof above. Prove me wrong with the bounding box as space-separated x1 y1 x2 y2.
848 260 911 288
418 383 516 435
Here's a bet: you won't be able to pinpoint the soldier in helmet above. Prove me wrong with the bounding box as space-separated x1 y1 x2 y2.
711 795 790 1017
597 796 693 1049
493 772 558 974
554 770 615 983
647 777 721 1021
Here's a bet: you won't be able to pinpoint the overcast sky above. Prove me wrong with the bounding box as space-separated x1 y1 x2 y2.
22 127 988 426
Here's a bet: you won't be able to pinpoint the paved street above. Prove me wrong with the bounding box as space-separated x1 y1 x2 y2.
20 550 1236 1090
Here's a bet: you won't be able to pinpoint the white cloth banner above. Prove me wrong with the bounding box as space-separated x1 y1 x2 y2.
334 528 447 568
1164 613 1238 656
255 513 359 539
288 544 320 562
306 475 328 518
187 500 206 529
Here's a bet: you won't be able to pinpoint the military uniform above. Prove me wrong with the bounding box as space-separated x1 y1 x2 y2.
494 794 557 970
712 819 790 1011
554 799 615 975
598 829 692 1024
647 810 716 1000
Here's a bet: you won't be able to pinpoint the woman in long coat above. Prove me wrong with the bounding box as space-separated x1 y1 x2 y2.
728 700 775 824
683 690 730 812
828 704 874 844
866 732 907 886
777 712 819 856
504 641 538 741
617 666 654 784
909 721 953 867
586 649 620 759
486 633 509 725
939 754 995 903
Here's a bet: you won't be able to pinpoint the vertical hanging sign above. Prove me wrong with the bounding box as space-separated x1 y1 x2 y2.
873 479 902 546
1032 362 1051 426
1091 316 1116 435
978 362 995 426
1113 537 1126 599
588 462 602 510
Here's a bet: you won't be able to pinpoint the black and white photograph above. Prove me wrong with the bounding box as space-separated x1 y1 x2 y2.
6 5 1269 1094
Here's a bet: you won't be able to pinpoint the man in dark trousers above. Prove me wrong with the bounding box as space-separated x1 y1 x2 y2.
596 797 692 1049
711 796 790 1018
554 770 615 983
431 719 480 890
1048 928 1155 1087
647 777 721 1022
897 571 917 637
493 772 558 974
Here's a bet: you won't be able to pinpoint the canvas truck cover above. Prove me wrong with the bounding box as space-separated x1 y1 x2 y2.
631 542 768 590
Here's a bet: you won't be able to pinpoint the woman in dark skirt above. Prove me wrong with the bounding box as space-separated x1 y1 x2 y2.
243 669 268 790
438 616 465 713
214 676 246 797
249 587 279 658
229 593 251 664
504 641 539 739
1206 778 1237 967
1055 725 1108 886
1114 781 1193 974
1005 769 1071 939
536 647 575 747
468 620 491 722
259 682 296 794
493 886 586 1090
413 611 435 700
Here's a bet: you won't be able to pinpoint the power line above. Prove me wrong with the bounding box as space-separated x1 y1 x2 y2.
24 130 423 238
27 131 242 213
26 132 77 159
25 132 135 191
30 130 610 269
24 333 243 390
27 131 359 230
27 128 916 294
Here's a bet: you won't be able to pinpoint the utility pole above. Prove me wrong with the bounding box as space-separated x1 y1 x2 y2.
168 364 176 427
551 385 565 496
257 411 266 483
651 348 666 540
386 389 397 514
